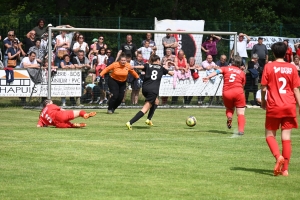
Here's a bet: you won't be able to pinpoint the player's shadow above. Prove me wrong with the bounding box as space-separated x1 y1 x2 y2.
208 130 228 134
134 126 151 129
230 167 273 176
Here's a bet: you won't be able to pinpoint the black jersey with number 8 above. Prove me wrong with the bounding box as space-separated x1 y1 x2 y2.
142 63 169 94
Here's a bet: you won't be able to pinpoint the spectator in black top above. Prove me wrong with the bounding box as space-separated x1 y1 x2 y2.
215 54 228 67
115 34 137 61
245 53 259 104
20 30 36 57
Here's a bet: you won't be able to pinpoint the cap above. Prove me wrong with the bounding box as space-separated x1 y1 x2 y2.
47 24 53 27
92 38 98 43
258 37 263 40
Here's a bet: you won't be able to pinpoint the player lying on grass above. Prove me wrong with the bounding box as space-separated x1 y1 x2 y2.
126 55 174 130
202 55 246 135
261 42 300 177
37 99 96 128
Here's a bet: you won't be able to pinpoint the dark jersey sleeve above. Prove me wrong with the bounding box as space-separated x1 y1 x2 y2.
162 67 168 75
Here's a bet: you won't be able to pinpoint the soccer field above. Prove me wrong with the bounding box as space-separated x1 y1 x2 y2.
1 107 300 199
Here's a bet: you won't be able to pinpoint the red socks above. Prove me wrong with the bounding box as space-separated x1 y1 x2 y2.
226 109 233 119
237 114 245 133
282 140 291 171
79 110 86 117
266 136 280 159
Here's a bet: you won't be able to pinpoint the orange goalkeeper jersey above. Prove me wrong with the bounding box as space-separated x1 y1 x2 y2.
100 62 139 82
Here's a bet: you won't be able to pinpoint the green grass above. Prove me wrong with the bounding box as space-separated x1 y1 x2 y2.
1 107 300 200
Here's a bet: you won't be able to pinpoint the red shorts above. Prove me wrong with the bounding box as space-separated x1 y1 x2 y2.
223 91 246 109
55 110 74 123
265 116 298 130
53 110 75 128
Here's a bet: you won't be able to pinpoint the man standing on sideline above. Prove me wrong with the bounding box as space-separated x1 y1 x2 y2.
142 33 156 49
261 42 300 177
252 37 268 71
231 33 250 65
162 28 178 55
115 34 137 61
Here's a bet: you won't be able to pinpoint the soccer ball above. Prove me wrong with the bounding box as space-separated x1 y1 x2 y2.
186 116 197 127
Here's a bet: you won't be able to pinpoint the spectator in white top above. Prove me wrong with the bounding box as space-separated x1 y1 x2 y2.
250 89 267 106
73 34 89 56
55 28 70 67
95 47 108 82
20 51 40 69
231 32 250 64
137 40 152 63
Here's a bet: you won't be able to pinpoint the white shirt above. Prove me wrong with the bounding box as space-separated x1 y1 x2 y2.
236 38 248 58
73 42 89 55
97 54 108 65
56 35 69 50
256 89 267 100
138 47 152 60
20 56 38 68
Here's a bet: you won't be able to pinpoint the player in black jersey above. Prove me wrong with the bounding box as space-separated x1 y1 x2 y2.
126 55 174 130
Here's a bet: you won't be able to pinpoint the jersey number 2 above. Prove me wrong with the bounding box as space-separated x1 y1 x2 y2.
278 77 287 94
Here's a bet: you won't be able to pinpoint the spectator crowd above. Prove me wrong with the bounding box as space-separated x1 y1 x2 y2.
1 19 300 107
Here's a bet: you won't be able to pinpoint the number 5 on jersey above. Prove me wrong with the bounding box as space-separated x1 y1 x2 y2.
229 74 236 82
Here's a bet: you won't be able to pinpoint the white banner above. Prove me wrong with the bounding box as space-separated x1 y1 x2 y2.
0 69 82 97
159 71 223 96
230 36 300 52
154 18 205 64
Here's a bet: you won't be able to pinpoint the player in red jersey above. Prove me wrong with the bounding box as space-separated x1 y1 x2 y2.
261 42 300 176
203 55 246 135
37 99 96 128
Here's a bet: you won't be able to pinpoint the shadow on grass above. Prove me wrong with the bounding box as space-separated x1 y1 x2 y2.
133 126 151 129
230 167 273 176
208 130 229 134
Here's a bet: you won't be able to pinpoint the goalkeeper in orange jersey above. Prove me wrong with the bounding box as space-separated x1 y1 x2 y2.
37 99 96 128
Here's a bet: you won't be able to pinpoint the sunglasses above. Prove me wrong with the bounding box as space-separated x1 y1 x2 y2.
99 38 104 40
9 34 14 36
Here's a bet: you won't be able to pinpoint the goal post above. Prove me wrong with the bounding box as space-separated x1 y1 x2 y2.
47 27 238 101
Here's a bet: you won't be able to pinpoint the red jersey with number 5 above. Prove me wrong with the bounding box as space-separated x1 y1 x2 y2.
221 66 246 93
261 61 299 118
37 104 61 127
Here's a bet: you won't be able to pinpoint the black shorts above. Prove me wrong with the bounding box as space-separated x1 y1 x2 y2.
142 89 158 104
